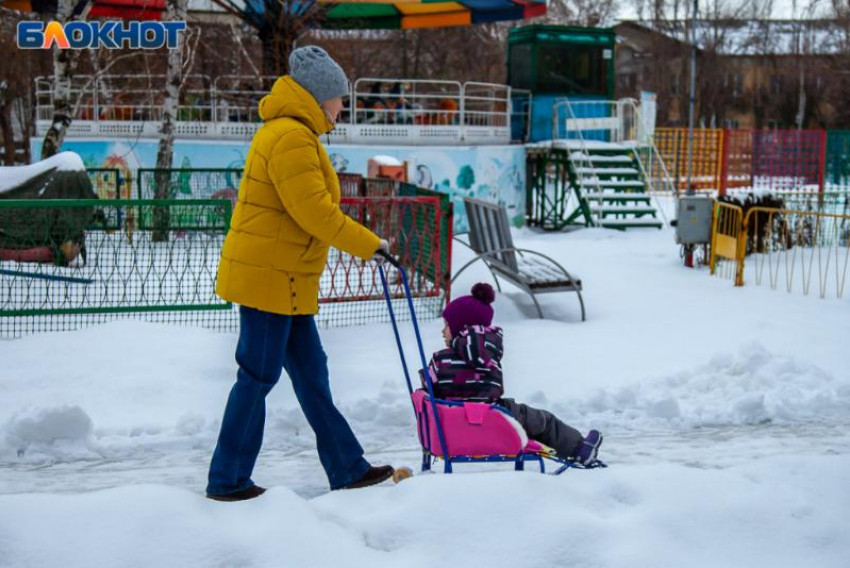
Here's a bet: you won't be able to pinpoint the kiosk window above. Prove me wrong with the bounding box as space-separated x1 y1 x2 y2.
509 44 534 90
537 44 609 95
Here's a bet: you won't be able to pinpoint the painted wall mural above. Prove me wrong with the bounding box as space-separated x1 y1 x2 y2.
31 139 527 232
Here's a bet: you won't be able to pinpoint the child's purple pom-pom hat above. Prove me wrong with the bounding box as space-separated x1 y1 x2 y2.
442 283 496 337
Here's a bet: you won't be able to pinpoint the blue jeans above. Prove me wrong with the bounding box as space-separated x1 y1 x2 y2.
207 306 370 495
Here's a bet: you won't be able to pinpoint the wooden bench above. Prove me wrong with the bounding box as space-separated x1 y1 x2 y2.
453 197 586 320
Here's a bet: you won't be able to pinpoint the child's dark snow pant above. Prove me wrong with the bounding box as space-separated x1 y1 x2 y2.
499 399 584 459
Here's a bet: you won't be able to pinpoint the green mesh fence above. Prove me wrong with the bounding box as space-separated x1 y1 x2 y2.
756 131 850 216
135 169 241 236
136 168 243 201
1 171 453 335
0 199 235 337
826 131 850 189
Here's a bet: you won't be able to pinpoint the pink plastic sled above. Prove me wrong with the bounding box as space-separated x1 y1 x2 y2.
378 253 605 475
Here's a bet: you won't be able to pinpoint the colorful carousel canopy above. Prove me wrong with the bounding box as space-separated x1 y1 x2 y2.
5 0 166 19
8 0 546 30
319 0 547 30
86 0 166 19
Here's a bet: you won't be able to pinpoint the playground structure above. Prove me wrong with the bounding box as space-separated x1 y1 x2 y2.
37 24 850 236
525 98 670 230
503 27 669 230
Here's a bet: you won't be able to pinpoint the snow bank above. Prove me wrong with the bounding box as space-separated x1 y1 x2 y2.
0 484 382 568
1 455 848 568
1 405 99 463
555 343 850 430
0 152 85 193
0 318 845 468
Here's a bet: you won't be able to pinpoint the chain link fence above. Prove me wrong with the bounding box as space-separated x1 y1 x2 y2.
1 190 452 336
0 199 234 337
136 168 243 201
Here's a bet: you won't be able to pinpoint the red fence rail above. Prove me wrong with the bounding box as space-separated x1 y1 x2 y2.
319 196 448 305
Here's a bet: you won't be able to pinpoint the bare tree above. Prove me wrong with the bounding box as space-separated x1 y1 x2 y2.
0 8 47 165
153 0 197 242
547 0 620 26
41 0 88 159
209 0 323 78
312 25 508 85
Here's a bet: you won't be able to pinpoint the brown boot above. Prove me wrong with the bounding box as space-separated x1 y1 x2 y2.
338 466 394 490
206 485 266 502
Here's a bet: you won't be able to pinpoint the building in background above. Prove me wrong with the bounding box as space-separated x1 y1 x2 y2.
614 19 850 129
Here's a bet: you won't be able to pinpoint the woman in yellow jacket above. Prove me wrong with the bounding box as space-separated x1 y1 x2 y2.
207 47 393 501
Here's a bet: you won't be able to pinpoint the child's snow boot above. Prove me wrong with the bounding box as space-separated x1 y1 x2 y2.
576 430 603 466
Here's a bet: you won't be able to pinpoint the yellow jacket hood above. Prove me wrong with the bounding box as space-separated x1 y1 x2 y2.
258 76 334 135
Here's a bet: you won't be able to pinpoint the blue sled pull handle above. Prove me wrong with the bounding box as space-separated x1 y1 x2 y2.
377 249 401 268
378 252 452 465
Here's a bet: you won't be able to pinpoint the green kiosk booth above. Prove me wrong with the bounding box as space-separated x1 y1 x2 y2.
508 25 616 142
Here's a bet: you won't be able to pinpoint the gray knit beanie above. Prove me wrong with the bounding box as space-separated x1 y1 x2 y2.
289 46 350 104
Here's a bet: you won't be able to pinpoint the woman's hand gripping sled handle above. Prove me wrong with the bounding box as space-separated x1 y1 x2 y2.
374 247 401 268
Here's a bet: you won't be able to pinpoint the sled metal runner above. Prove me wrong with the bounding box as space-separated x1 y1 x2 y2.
378 252 605 475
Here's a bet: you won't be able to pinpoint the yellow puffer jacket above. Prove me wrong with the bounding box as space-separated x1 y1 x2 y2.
216 76 380 315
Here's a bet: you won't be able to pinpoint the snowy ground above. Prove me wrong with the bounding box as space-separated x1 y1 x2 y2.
1 225 849 567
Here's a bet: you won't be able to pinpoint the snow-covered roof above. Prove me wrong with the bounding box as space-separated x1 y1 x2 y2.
0 151 85 194
369 155 403 167
619 19 849 56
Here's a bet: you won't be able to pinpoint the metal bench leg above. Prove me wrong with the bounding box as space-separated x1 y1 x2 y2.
529 291 544 319
576 288 586 322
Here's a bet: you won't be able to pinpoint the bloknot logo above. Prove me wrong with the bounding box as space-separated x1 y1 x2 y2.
16 21 187 50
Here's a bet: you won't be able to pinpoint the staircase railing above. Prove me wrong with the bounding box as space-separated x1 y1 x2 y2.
615 98 674 226
552 98 601 227
554 98 677 226
616 98 677 195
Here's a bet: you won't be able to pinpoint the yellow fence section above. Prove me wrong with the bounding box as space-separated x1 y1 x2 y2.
654 128 724 191
710 201 745 284
710 203 850 298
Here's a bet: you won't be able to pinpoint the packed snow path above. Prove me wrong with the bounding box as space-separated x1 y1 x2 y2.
1 227 848 568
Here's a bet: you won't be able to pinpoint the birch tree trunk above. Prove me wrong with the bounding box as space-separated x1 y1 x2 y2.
41 0 82 159
0 105 15 166
0 80 16 166
153 0 188 242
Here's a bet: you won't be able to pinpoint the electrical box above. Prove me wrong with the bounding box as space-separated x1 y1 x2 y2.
675 196 714 245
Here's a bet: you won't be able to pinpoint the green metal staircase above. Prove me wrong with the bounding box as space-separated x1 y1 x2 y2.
568 143 664 230
526 142 663 231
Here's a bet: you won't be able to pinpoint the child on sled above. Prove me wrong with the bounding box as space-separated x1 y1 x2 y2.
422 283 603 465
